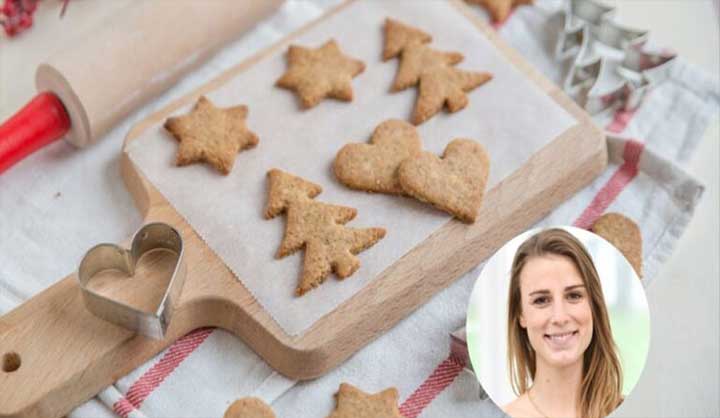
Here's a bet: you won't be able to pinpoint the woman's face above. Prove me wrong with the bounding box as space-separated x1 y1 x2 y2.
519 254 593 369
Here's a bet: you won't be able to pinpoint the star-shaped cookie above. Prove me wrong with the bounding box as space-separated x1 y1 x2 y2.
164 96 258 175
466 0 534 23
276 39 366 109
326 383 403 418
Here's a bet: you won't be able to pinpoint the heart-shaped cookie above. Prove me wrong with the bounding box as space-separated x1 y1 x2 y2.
398 139 490 223
77 223 186 339
591 212 643 278
333 119 422 195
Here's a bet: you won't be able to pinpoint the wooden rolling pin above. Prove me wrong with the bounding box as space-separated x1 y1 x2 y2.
0 0 284 173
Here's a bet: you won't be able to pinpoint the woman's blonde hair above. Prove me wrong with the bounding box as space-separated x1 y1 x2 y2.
506 228 622 418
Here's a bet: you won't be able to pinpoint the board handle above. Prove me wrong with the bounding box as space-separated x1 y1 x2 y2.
0 223 298 418
0 272 166 417
0 241 216 418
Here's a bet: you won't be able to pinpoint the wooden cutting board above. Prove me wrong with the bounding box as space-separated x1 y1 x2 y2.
0 1 606 417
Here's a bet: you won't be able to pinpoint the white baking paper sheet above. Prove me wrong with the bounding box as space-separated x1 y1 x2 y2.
127 0 576 335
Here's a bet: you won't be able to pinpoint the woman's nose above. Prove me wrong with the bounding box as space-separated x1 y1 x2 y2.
550 300 571 324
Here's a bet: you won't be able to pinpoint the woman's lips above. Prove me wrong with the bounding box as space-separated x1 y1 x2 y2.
543 330 579 349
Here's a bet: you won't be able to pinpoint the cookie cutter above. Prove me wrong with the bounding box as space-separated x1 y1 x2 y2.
77 222 186 340
556 0 676 114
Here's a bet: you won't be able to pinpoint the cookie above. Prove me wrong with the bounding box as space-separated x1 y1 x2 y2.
391 43 464 92
276 39 366 109
334 119 422 194
164 96 259 175
264 168 323 219
412 64 492 125
327 383 403 418
383 17 432 61
224 397 276 418
466 0 534 23
384 21 493 124
265 169 386 296
398 139 490 223
591 212 643 278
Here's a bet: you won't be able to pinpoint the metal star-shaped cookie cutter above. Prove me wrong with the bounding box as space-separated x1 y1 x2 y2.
556 0 676 114
77 223 186 339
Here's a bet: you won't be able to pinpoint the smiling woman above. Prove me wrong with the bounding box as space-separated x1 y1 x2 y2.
466 227 650 418
505 229 622 418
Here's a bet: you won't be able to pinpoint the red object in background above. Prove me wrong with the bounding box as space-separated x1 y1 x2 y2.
0 0 37 37
0 0 74 173
1 0 69 37
0 92 71 173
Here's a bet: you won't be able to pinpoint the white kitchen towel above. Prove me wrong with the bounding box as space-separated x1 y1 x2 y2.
0 1 717 417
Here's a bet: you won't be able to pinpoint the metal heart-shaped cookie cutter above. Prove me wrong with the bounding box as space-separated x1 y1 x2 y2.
78 223 186 339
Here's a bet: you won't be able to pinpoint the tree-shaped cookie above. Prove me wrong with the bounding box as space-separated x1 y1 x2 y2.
382 18 432 61
383 19 492 124
276 39 366 109
264 169 386 296
391 44 463 92
412 63 492 124
164 96 258 175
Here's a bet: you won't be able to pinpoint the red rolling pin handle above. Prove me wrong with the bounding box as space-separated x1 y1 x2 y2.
0 92 71 174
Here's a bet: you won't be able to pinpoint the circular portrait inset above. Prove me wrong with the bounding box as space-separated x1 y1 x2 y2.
466 227 650 418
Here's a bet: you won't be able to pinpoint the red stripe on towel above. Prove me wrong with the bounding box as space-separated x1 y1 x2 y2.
112 328 214 417
573 140 644 229
399 355 466 418
607 108 637 134
112 397 135 417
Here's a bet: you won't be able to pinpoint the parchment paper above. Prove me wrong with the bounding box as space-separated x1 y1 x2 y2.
127 0 576 335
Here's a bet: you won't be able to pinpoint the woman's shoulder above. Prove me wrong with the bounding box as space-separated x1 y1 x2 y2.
503 393 539 418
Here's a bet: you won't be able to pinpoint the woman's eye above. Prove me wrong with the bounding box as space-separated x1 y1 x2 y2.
567 292 583 301
532 296 549 305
